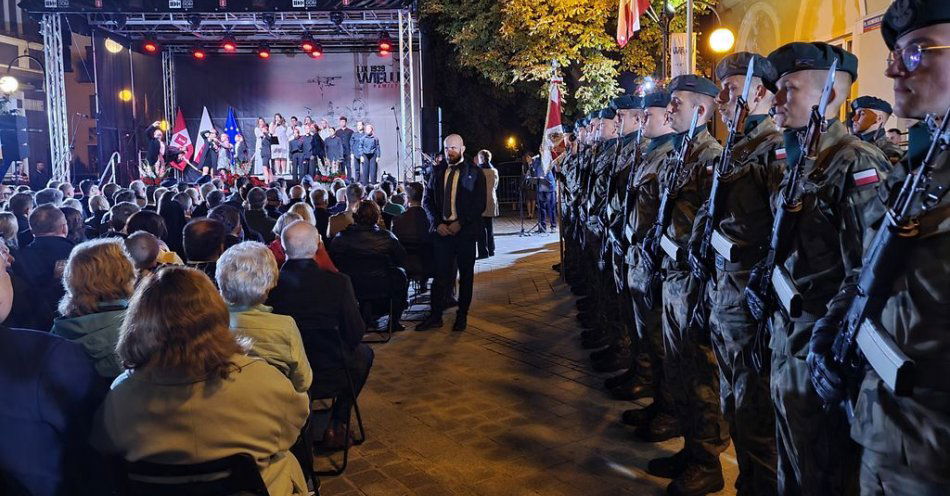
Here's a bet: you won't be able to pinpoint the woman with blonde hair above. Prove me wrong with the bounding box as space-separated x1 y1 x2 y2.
50 238 135 378
91 267 311 496
0 212 18 250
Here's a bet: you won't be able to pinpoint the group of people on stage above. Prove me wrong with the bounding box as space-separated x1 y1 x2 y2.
149 114 384 186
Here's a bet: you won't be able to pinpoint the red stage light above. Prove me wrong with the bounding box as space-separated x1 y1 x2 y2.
309 42 324 58
257 45 271 59
378 49 390 57
378 31 393 52
192 46 207 60
142 39 159 54
301 33 316 53
221 37 237 52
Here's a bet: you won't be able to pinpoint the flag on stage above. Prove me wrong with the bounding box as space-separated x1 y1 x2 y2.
617 0 651 47
193 106 215 165
169 108 193 171
224 107 241 145
540 65 563 174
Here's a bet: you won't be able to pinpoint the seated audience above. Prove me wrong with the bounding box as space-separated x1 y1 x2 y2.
50 239 133 379
265 188 282 219
210 204 247 248
0 212 19 251
124 231 162 284
35 187 64 207
157 198 187 257
309 188 331 244
216 241 312 393
267 220 372 447
91 267 310 496
328 187 348 215
183 218 226 282
61 206 86 245
245 187 277 244
101 183 120 205
11 204 74 330
281 185 306 213
287 202 338 272
205 189 225 210
113 189 135 205
329 200 408 331
84 195 110 239
103 201 141 238
8 192 34 248
126 210 184 265
268 212 303 266
173 192 194 218
392 181 435 284
0 243 106 496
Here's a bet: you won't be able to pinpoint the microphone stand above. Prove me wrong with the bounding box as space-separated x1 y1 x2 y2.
391 106 402 185
518 156 530 237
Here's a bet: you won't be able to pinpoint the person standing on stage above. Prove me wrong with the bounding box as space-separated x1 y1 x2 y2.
308 123 325 177
335 116 355 181
360 124 381 186
254 118 274 183
216 133 234 173
349 122 366 183
289 128 306 183
233 133 250 174
415 134 487 333
271 113 289 176
199 130 219 177
318 119 334 141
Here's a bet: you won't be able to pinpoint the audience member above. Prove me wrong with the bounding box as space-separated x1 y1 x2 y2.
84 195 110 239
264 188 282 219
123 231 162 284
216 241 312 393
113 189 135 205
0 212 19 251
173 192 194 218
245 187 277 244
101 183 120 205
267 220 371 447
61 206 87 245
50 239 133 379
268 212 303 266
91 266 310 496
205 189 225 210
78 179 98 215
329 200 408 331
329 183 364 238
126 210 184 265
210 204 247 249
392 182 432 247
0 242 106 496
183 218 226 282
35 187 64 207
309 188 331 243
8 192 34 248
157 198 187 257
11 204 74 330
103 201 141 238
58 182 75 200
329 187 348 215
281 185 306 213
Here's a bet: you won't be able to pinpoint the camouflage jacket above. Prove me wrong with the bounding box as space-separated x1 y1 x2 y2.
586 138 622 234
777 119 890 356
860 130 905 169
623 134 677 247
605 132 645 249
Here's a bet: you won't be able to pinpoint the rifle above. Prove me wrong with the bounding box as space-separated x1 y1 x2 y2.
621 127 646 246
601 114 627 260
687 58 757 329
831 106 950 401
745 59 839 370
638 106 701 308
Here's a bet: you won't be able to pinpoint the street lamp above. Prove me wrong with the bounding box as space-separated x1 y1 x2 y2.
709 27 735 53
506 135 518 151
0 54 46 94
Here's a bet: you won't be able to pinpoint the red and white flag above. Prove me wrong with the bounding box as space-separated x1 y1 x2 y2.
168 108 193 171
617 0 651 47
540 70 563 173
192 106 215 165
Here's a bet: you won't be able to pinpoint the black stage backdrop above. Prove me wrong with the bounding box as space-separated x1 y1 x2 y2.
175 51 419 178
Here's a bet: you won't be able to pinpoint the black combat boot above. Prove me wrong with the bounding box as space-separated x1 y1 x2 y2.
609 380 654 401
646 449 689 479
620 403 656 427
665 462 724 496
634 412 682 442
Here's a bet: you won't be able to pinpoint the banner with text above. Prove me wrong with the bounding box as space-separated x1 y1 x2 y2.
670 33 697 78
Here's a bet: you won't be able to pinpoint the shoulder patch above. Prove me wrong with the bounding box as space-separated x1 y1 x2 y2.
852 168 880 187
775 148 787 160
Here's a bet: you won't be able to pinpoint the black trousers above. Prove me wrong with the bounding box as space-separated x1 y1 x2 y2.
477 216 495 257
310 343 375 426
431 229 476 317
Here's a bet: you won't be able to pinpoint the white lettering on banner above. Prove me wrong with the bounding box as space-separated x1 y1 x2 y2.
292 0 305 7
670 33 697 78
168 0 182 8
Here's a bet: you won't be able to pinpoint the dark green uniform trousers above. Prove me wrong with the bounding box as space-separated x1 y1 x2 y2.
859 449 950 496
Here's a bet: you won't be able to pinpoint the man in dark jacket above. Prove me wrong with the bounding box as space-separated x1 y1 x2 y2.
416 134 486 332
244 187 277 244
267 220 371 446
329 200 408 331
8 192 34 248
11 205 75 330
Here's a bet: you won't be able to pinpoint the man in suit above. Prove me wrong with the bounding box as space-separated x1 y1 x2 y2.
11 205 74 330
244 187 277 244
416 134 487 332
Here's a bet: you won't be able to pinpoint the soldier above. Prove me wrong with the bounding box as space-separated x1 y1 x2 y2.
807 1 950 494
620 90 681 442
689 52 785 496
755 42 890 495
850 96 905 166
646 75 730 496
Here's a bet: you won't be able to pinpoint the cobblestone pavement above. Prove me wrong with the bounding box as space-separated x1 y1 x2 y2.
317 216 738 495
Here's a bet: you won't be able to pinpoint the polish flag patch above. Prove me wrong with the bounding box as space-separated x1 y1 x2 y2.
852 168 880 187
775 148 787 160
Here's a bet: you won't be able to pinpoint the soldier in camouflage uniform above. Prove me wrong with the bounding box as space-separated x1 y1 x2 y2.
560 120 587 286
620 91 682 440
807 2 950 494
687 52 785 496
850 95 905 167
752 42 891 495
646 75 730 496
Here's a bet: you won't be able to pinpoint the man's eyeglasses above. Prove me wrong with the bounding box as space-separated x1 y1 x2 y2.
887 43 950 72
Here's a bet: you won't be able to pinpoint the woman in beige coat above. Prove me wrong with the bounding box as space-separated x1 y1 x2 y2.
91 266 310 495
477 150 499 258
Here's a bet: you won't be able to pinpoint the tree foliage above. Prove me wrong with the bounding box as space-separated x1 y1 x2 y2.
422 0 714 116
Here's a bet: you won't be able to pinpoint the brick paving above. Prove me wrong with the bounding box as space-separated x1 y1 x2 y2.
317 215 738 496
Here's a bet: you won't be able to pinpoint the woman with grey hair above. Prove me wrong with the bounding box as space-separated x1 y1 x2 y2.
0 212 18 250
216 241 312 393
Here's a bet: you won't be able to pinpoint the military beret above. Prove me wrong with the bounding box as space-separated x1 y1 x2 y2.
851 95 893 114
586 112 599 122
767 42 859 82
643 90 671 109
882 0 950 49
610 95 642 110
668 75 720 98
599 108 617 120
715 51 779 93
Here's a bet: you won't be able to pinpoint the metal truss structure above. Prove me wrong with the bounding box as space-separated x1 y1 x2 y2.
25 3 421 182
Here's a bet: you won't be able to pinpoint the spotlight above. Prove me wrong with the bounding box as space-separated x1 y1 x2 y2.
377 31 393 52
309 43 324 58
104 38 124 54
378 49 390 58
142 38 160 54
256 44 271 59
301 33 315 53
221 36 237 52
118 89 133 102
191 45 207 60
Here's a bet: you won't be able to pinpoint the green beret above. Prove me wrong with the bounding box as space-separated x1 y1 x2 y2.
767 42 859 82
715 51 779 93
882 0 950 49
599 108 617 120
610 95 642 110
643 90 671 109
851 95 893 114
668 75 719 98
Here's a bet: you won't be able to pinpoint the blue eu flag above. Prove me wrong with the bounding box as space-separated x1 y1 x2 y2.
224 107 241 145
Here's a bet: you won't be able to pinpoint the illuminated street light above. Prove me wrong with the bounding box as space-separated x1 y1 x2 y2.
0 76 18 93
118 89 133 102
709 27 735 53
506 136 518 150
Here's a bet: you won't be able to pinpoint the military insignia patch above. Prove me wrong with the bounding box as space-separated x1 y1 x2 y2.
775 148 787 160
887 0 917 31
852 168 880 187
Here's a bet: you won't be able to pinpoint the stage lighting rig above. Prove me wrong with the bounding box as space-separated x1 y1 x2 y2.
309 43 324 58
188 14 202 31
301 33 316 53
191 45 207 60
221 36 237 52
256 44 271 59
142 39 160 54
330 11 345 27
377 31 393 52
261 13 276 30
